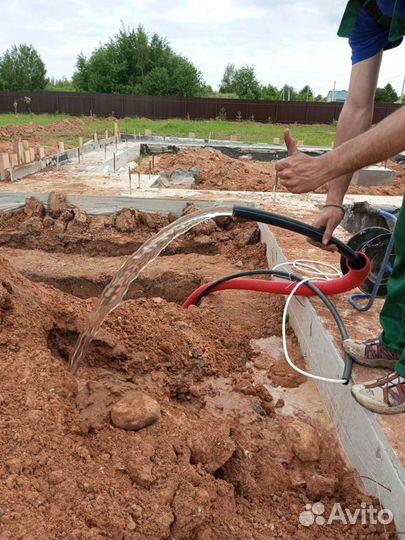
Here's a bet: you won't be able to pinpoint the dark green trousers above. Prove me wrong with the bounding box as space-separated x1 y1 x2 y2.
379 195 405 376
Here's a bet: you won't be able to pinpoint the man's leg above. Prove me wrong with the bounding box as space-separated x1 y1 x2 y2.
380 195 405 370
344 195 405 370
349 195 405 414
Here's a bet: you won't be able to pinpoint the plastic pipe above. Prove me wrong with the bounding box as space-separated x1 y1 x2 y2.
232 206 364 268
182 252 370 308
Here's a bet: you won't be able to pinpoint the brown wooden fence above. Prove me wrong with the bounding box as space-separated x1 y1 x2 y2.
0 91 401 124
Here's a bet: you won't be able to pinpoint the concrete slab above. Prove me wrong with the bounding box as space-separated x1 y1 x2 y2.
352 166 396 186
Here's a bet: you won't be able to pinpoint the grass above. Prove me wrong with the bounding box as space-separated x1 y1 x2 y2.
0 113 336 147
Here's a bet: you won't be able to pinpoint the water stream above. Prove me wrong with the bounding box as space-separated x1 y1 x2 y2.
69 206 234 373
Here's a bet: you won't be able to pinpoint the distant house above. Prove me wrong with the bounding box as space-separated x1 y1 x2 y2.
326 90 348 102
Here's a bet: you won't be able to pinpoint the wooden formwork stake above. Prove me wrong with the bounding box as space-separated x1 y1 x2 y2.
114 120 119 137
105 129 109 140
9 153 18 168
38 146 45 160
15 140 24 165
29 147 35 162
0 153 10 177
93 132 98 143
79 136 84 147
273 137 280 144
58 141 65 153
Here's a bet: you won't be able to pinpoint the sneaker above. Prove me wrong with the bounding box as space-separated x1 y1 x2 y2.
343 338 400 369
352 372 405 414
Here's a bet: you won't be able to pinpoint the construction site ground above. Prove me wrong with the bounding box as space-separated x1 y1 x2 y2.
0 131 403 540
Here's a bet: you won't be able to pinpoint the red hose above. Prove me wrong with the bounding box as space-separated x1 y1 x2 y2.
183 253 370 308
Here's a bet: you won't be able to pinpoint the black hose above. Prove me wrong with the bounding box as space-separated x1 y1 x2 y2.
196 269 352 384
233 206 364 269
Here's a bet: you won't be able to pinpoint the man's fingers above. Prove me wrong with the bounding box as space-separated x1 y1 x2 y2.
275 159 288 171
284 129 298 156
322 222 338 249
307 238 338 252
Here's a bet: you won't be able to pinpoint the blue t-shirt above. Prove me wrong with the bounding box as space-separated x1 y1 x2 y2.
350 0 405 64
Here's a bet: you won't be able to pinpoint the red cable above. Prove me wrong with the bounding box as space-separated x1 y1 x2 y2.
183 253 370 308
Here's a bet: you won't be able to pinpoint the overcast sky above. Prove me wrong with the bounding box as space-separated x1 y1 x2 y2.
0 0 404 96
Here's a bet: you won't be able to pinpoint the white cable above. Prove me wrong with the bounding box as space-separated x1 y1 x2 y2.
282 277 347 384
273 259 342 280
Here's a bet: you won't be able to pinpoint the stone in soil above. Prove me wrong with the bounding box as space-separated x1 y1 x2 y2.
110 391 161 431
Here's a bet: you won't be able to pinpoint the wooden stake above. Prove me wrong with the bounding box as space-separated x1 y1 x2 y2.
0 153 10 176
58 141 65 153
105 129 109 140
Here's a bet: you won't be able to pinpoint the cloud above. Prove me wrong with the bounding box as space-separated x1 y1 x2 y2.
0 0 403 95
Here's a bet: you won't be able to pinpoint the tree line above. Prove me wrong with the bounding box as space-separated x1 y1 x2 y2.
0 26 401 103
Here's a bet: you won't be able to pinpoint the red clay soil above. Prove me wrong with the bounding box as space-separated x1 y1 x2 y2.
0 253 395 540
0 197 266 268
140 148 404 196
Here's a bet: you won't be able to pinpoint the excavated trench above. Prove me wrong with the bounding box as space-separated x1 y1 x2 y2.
0 198 397 540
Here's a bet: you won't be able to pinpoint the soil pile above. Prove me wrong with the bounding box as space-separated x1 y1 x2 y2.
140 148 404 196
139 148 276 191
0 254 395 539
0 197 266 266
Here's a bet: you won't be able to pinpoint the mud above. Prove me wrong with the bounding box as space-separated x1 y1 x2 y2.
139 148 404 196
0 220 396 539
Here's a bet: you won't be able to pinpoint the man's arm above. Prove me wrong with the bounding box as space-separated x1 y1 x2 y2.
276 105 405 193
281 53 382 249
325 53 382 206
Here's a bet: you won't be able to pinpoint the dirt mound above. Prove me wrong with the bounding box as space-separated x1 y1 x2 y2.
140 148 404 196
0 254 395 539
0 117 93 156
139 148 276 191
0 197 267 267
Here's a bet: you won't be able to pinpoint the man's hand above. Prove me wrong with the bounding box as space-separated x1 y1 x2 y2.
309 206 345 252
275 130 332 193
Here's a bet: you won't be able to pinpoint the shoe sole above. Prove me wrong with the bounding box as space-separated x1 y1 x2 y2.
351 387 405 415
350 357 398 369
343 341 398 369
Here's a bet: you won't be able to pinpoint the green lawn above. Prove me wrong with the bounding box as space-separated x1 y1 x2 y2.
0 113 336 147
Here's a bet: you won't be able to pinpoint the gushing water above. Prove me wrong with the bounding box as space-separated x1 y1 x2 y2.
69 206 234 373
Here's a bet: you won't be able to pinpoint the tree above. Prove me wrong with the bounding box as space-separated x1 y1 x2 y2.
233 65 261 100
73 25 205 97
375 83 399 102
297 85 314 101
279 84 297 101
219 64 237 93
261 83 279 100
46 77 75 92
0 44 48 91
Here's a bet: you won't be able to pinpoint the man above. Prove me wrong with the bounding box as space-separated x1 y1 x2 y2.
276 0 405 414
276 113 405 414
